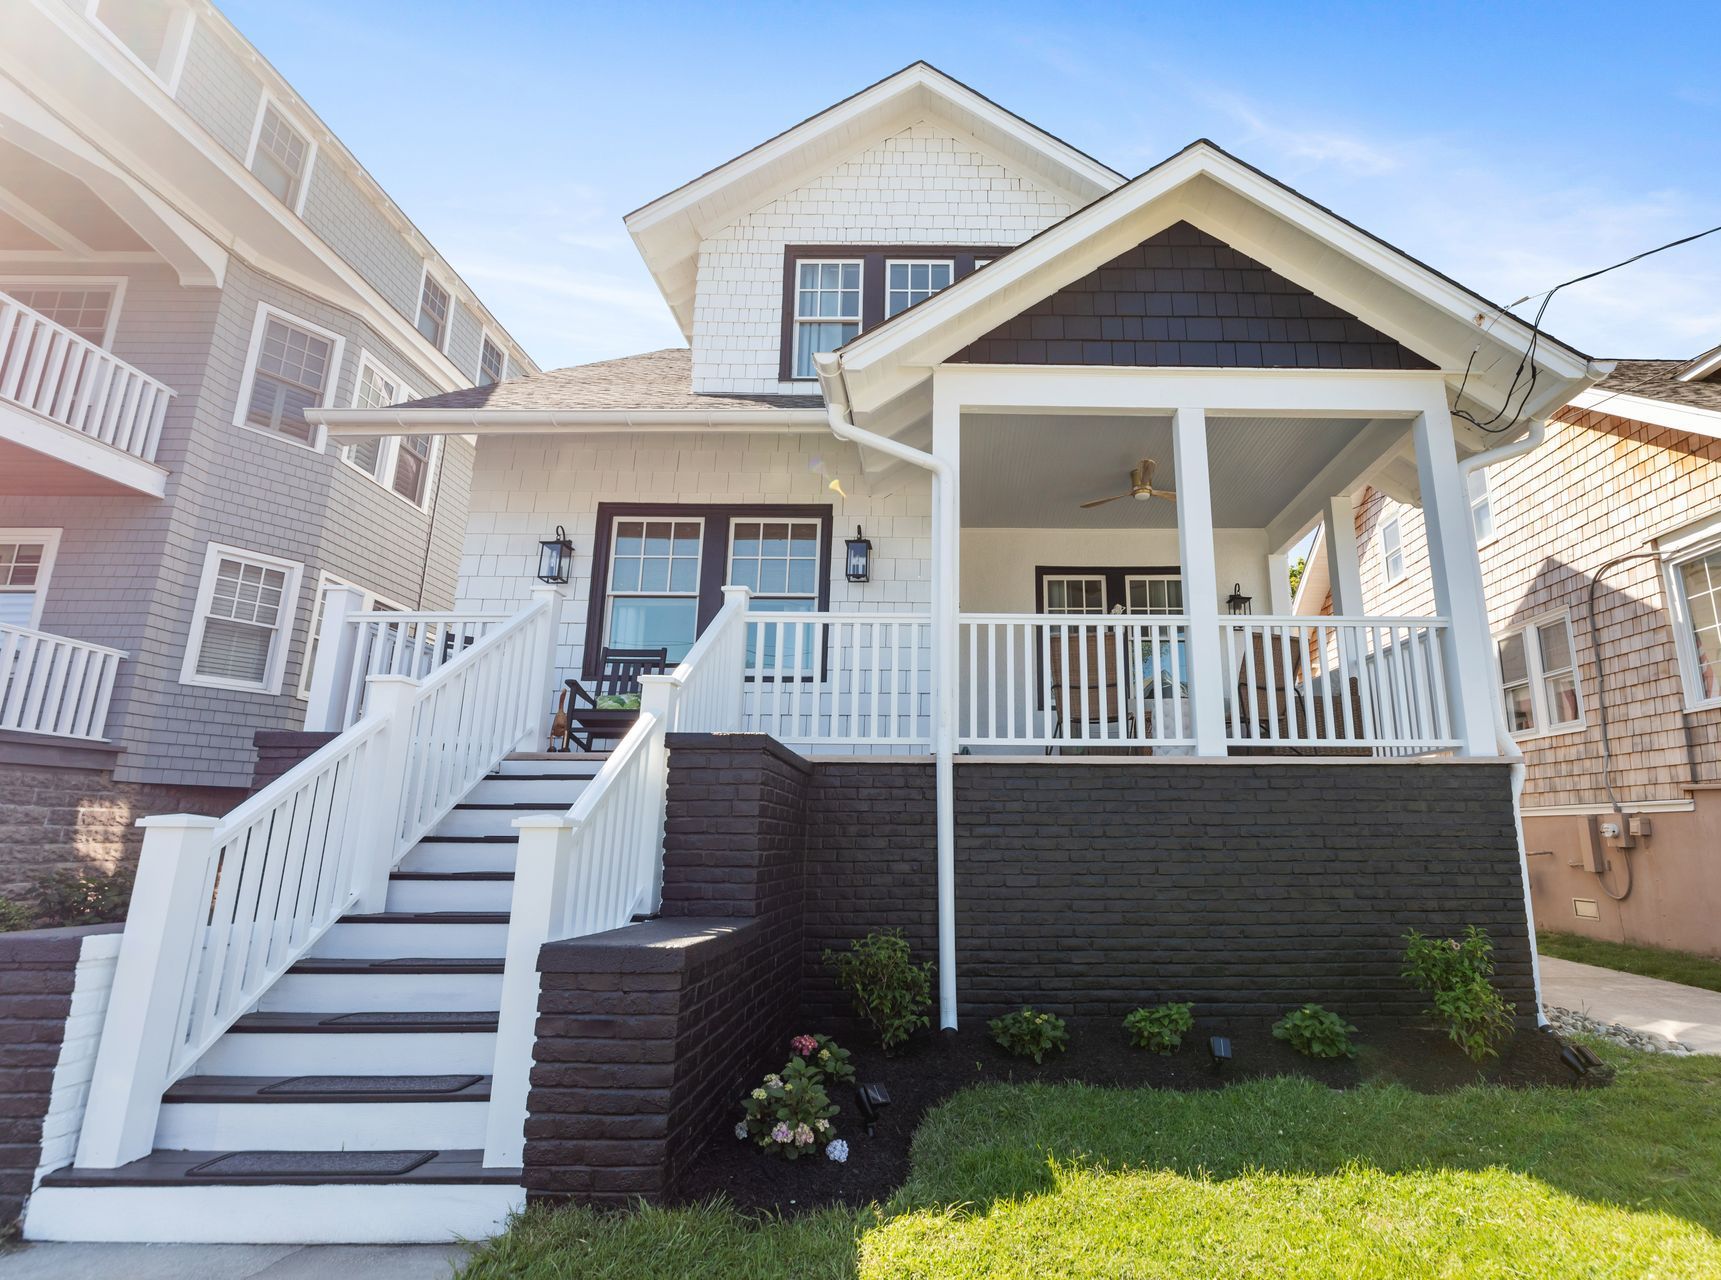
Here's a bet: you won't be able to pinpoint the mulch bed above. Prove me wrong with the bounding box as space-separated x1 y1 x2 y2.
674 1013 1584 1215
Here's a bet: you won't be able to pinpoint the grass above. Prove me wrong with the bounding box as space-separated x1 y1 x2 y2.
459 1045 1721 1279
1539 931 1721 994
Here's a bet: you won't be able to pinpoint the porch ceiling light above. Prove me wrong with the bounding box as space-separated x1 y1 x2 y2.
537 525 574 584
1226 583 1253 615
845 525 873 583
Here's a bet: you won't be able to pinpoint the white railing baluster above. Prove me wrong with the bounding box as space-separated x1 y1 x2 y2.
0 623 125 741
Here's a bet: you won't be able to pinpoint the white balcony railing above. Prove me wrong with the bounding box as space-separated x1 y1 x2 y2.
0 622 125 741
0 290 174 463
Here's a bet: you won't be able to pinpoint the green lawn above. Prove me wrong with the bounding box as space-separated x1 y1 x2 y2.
460 1045 1721 1279
1539 931 1721 994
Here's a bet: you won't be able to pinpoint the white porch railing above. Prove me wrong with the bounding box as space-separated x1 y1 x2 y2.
0 622 124 741
0 290 174 462
75 590 563 1169
337 611 511 732
484 586 753 1167
741 611 933 748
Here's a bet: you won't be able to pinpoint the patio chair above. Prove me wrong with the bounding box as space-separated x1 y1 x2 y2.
1045 627 1137 752
561 646 670 752
1229 630 1366 755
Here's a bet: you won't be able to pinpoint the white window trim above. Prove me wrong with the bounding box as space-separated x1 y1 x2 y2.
884 257 955 318
180 542 304 695
415 265 452 354
1660 513 1721 711
84 0 196 93
243 92 318 218
232 302 345 453
1497 610 1586 741
1040 573 1109 614
1469 468 1497 547
477 329 505 385
1381 515 1406 584
791 258 863 381
0 275 127 349
0 527 62 631
335 350 439 510
1123 573 1185 616
294 571 407 699
602 515 705 652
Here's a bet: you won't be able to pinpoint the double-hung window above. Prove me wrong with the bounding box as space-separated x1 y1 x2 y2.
730 519 821 671
792 261 860 379
1381 515 1405 583
604 518 704 662
0 530 59 629
1469 469 1495 543
182 545 302 694
1497 614 1582 737
417 274 450 349
885 259 953 317
1124 574 1183 615
340 355 437 507
1041 575 1107 614
1 281 120 347
251 103 310 211
478 337 505 385
238 308 340 447
1669 543 1721 707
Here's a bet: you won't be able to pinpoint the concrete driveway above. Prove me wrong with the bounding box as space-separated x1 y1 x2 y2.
1540 955 1721 1054
0 1242 470 1279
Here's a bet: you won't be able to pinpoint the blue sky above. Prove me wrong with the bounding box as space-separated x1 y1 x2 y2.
224 0 1721 372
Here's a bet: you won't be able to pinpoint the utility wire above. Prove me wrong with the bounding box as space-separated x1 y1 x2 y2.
1452 221 1721 436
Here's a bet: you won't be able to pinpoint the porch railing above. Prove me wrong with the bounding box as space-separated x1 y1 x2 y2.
334 611 511 730
75 592 561 1168
0 622 125 741
0 290 174 462
742 612 932 748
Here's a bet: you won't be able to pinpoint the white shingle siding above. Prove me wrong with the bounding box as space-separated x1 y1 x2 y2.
691 121 1076 394
456 433 932 682
31 932 121 1187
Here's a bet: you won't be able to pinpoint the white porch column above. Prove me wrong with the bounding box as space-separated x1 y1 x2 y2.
1172 407 1227 755
303 583 366 732
1267 551 1293 614
1323 493 1364 616
1413 402 1497 756
930 375 961 1031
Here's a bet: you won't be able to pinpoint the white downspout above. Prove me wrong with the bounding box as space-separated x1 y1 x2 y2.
817 359 961 1030
1458 417 1547 1024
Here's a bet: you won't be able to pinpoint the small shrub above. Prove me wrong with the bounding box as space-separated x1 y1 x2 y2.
1272 1004 1358 1059
737 1056 838 1159
823 929 932 1053
0 896 35 932
1124 1002 1194 1053
989 1007 1069 1063
1403 926 1517 1063
29 866 133 927
789 1033 855 1086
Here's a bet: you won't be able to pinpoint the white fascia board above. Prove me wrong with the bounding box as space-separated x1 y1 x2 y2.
1675 345 1721 382
0 402 169 497
1568 387 1721 440
305 406 833 438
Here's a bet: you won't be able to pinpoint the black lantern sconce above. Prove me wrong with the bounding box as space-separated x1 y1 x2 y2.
1226 583 1253 616
537 525 574 584
845 525 873 583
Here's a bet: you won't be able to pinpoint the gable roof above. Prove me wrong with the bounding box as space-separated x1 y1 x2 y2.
1566 356 1721 440
817 139 1604 443
624 62 1124 337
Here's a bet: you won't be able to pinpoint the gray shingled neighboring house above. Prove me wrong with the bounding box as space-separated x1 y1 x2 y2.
0 0 533 893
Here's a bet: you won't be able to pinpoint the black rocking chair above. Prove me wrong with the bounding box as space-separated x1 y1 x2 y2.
561 646 671 752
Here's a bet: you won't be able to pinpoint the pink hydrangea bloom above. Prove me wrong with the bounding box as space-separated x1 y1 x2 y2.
791 1034 818 1056
794 1123 815 1146
771 1122 793 1144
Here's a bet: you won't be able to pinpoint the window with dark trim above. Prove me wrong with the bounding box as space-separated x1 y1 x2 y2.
584 503 834 679
1034 566 1182 615
778 245 1011 381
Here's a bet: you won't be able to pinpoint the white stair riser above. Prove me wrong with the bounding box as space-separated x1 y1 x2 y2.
386 878 515 914
156 1099 487 1151
23 1184 524 1245
399 842 516 874
192 1029 496 1075
493 756 603 778
466 777 594 805
431 809 530 838
260 971 503 1013
312 921 509 959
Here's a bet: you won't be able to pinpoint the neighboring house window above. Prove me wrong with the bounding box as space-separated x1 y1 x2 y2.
391 434 434 504
1469 469 1494 543
250 103 310 211
792 260 861 379
1 281 120 347
181 544 303 694
297 574 404 699
1042 575 1107 614
0 529 60 629
885 259 953 317
1670 545 1721 706
236 306 342 448
91 0 193 87
417 274 450 349
337 354 436 507
1381 515 1405 583
479 337 505 385
585 503 834 679
1496 614 1582 737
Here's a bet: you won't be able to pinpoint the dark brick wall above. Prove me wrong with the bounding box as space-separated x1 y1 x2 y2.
0 924 121 1233
949 222 1437 371
801 759 1535 1022
251 730 339 792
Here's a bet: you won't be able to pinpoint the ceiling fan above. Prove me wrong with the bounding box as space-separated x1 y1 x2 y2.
1079 457 1177 509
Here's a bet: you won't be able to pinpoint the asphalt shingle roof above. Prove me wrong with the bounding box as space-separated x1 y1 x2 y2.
393 348 824 414
1593 358 1721 415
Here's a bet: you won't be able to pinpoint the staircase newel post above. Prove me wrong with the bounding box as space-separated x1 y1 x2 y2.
75 814 220 1169
352 674 420 914
719 585 750 731
484 813 571 1168
303 583 367 732
636 673 681 916
528 583 569 749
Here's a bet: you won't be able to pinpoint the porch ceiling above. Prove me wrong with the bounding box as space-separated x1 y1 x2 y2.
960 412 1375 528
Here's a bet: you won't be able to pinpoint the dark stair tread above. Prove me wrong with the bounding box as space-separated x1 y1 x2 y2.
42 1147 518 1187
454 801 576 811
338 911 510 924
164 1074 490 1104
290 956 504 975
410 834 517 845
482 771 600 781
389 870 513 882
230 1011 498 1033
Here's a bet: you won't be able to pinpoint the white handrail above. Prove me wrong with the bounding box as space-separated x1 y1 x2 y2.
338 610 513 729
742 610 933 748
75 592 563 1169
0 622 125 741
0 291 174 461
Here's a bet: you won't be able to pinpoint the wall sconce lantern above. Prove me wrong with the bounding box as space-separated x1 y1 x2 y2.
1226 583 1253 615
845 525 873 583
537 525 573 584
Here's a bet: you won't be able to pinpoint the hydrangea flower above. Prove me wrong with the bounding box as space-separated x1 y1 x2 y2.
794 1123 815 1146
815 1118 830 1133
771 1122 792 1144
826 1139 849 1163
751 1088 767 1101
735 1121 749 1140
764 1074 781 1087
791 1034 818 1056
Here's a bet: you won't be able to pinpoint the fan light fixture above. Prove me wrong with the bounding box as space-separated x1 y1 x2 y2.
1079 457 1176 510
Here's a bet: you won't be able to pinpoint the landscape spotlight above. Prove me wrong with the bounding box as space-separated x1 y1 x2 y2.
1560 1043 1604 1078
1208 1035 1233 1072
855 1082 892 1136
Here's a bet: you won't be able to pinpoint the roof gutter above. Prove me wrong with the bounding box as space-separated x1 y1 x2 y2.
304 407 833 437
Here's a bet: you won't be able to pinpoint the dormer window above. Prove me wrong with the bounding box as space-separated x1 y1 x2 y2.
886 260 953 317
793 261 861 379
250 102 312 212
